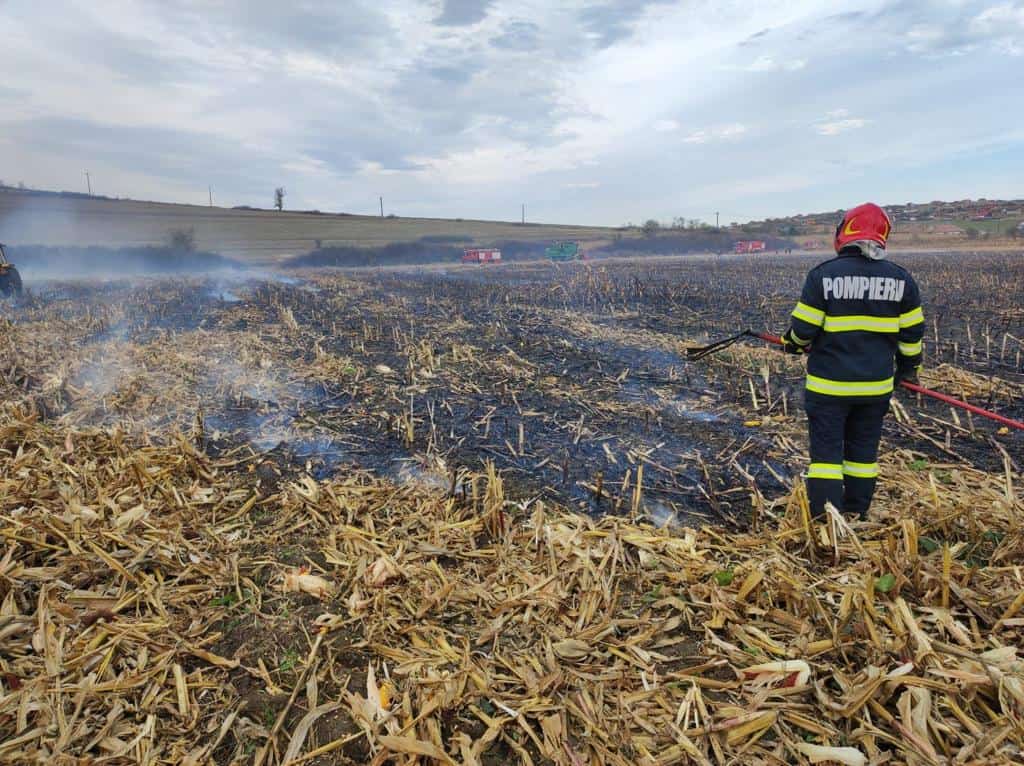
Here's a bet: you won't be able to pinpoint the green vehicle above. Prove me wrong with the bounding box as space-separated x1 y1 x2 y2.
544 240 586 262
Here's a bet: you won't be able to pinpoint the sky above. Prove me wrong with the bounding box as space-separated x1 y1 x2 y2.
1 0 1022 225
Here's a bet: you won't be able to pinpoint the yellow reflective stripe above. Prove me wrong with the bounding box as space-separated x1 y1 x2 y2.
808 463 843 480
788 330 812 346
899 306 924 328
843 460 879 478
822 315 899 333
792 302 825 326
806 374 894 397
898 340 923 356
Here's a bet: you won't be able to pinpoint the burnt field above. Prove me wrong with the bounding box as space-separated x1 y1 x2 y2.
5 252 1021 524
2 251 1023 765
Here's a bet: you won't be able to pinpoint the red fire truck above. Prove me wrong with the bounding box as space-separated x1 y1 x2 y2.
461 248 502 264
733 240 766 254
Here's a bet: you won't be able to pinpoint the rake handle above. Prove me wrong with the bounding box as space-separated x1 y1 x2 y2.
755 331 1024 431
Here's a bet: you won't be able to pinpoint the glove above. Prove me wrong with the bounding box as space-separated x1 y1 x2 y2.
781 329 808 355
895 364 920 386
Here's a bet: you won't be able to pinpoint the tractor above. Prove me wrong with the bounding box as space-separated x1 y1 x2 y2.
545 240 586 262
0 243 22 297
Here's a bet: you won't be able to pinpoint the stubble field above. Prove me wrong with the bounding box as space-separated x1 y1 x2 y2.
1 252 1022 765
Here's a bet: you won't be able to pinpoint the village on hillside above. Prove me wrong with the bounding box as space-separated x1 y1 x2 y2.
763 198 1024 239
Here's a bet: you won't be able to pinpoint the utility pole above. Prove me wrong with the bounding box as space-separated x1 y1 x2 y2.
521 203 525 224
84 171 92 196
380 196 384 217
209 186 213 207
715 211 720 229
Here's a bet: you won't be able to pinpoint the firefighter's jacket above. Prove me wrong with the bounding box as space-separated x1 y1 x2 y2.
788 250 924 400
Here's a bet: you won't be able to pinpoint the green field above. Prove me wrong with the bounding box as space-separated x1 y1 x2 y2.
952 218 1023 237
0 191 623 265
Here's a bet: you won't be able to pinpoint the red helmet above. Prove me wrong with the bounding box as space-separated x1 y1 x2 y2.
834 203 892 253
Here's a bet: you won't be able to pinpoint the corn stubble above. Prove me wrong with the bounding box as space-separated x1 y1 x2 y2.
1 411 1021 764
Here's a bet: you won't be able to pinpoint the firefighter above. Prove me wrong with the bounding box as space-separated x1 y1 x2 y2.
0 243 23 298
782 203 924 518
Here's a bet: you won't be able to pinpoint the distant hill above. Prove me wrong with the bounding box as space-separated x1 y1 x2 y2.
743 198 1024 245
0 186 623 266
2 185 1019 267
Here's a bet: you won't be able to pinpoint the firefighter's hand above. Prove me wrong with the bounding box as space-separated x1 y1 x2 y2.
781 330 807 355
895 366 920 386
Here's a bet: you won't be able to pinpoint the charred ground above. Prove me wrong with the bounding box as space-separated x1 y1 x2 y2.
4 251 1021 524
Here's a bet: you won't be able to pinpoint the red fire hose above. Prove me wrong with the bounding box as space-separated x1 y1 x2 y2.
750 331 1024 431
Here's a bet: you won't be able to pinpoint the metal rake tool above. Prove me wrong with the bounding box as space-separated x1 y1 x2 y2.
685 329 773 361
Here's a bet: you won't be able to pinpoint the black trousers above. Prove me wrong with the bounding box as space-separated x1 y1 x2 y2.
804 394 889 518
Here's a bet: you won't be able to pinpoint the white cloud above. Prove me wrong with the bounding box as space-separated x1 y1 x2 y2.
973 3 1024 31
815 108 870 135
971 3 1024 55
564 181 600 189
683 123 747 144
745 55 806 72
718 123 748 139
281 156 328 175
900 2 1024 57
653 119 679 132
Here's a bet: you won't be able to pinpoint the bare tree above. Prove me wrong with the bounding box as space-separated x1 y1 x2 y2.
274 187 286 211
641 219 661 237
